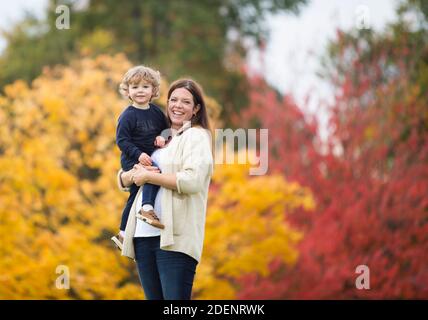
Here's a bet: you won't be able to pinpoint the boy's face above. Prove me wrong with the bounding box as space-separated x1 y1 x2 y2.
128 80 154 106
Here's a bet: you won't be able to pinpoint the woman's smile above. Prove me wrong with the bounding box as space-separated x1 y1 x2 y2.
167 88 196 128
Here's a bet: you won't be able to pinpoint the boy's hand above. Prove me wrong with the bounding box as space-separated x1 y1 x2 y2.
138 152 152 166
154 136 166 147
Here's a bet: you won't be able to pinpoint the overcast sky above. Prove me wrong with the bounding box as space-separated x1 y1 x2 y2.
0 0 399 137
247 0 398 138
249 0 398 95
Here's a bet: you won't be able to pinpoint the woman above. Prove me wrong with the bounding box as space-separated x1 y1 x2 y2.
117 79 213 300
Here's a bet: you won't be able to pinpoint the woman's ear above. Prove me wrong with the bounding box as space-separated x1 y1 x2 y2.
193 104 201 115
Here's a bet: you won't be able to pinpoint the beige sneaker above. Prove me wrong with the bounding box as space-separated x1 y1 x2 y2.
111 233 124 251
136 209 165 229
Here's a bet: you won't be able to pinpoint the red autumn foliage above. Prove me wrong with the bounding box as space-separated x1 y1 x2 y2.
234 19 428 298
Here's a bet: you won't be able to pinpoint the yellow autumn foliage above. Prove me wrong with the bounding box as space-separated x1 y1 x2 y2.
0 53 312 299
0 54 144 299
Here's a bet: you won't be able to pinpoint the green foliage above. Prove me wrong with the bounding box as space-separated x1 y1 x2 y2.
0 0 307 125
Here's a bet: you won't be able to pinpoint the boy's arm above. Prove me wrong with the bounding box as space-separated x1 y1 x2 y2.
154 135 166 147
116 113 143 163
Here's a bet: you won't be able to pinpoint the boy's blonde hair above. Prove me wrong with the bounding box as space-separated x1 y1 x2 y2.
119 65 161 101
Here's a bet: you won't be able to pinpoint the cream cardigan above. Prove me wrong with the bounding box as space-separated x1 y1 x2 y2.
118 127 213 263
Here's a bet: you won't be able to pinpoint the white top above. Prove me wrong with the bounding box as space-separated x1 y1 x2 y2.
134 147 165 237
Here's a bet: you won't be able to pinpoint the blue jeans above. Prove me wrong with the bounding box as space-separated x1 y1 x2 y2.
120 184 138 231
141 160 160 207
133 236 198 300
141 182 160 207
119 161 160 231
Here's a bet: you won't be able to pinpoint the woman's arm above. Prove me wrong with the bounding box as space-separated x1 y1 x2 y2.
131 165 178 191
119 168 135 188
174 128 213 194
145 171 178 191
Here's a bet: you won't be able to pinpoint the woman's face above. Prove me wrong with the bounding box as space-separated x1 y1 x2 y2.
168 88 199 129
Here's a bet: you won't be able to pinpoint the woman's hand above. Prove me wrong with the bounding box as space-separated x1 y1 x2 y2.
120 168 136 187
132 163 160 186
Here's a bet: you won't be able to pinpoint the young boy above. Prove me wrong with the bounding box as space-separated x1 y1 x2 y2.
111 65 169 250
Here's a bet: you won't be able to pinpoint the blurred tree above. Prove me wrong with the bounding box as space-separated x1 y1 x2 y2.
0 51 311 299
236 0 428 298
194 157 314 299
0 0 307 125
0 53 221 299
0 54 141 299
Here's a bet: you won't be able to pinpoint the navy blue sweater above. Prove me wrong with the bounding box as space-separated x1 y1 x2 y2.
116 104 169 171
